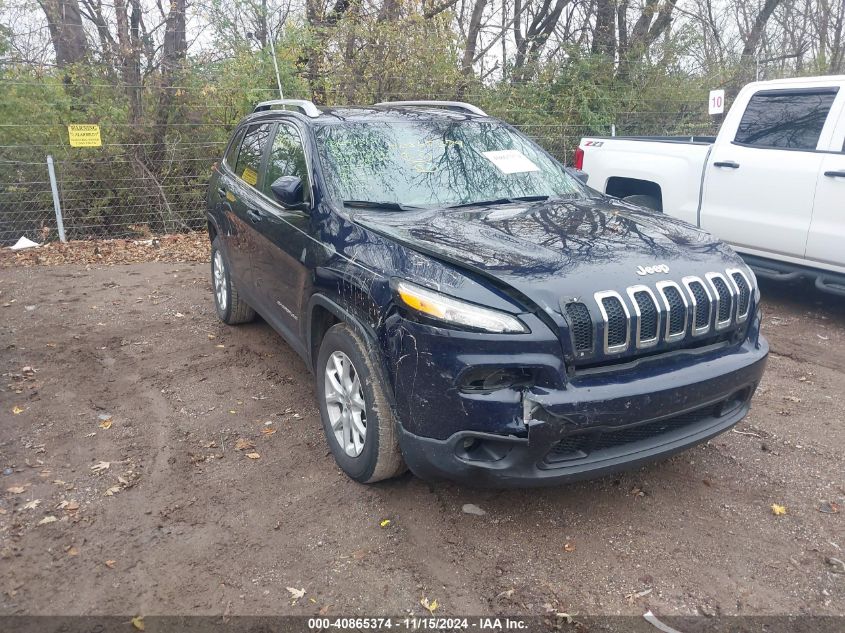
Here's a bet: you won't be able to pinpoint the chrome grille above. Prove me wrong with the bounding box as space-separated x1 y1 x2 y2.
656 281 687 342
706 272 733 330
728 268 751 322
627 286 660 348
683 276 713 336
594 291 630 353
569 268 752 359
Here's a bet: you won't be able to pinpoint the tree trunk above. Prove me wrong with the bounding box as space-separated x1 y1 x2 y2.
38 0 89 67
591 0 617 58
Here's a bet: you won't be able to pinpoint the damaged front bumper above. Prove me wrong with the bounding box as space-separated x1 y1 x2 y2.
392 329 768 487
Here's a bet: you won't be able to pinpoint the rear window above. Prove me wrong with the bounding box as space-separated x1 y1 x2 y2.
233 123 272 187
223 128 245 167
734 89 838 151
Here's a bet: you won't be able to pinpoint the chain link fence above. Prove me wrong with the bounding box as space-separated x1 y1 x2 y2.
0 82 722 245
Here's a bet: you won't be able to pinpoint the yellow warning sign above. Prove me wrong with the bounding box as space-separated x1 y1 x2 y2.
68 124 102 147
241 167 258 186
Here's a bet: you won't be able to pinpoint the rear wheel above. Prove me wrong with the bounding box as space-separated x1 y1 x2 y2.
316 323 406 483
211 238 255 325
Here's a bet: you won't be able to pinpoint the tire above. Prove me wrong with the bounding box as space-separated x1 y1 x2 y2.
316 323 406 483
211 237 255 325
622 194 661 212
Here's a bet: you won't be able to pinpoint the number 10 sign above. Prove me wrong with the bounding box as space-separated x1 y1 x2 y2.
708 89 725 115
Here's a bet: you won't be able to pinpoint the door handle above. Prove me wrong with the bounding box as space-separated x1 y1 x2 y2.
824 170 845 178
247 208 264 223
714 161 740 169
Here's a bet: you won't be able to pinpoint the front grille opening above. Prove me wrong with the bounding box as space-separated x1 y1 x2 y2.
663 286 686 335
602 296 628 348
688 281 711 329
633 291 658 341
712 277 732 322
565 302 593 353
732 273 751 316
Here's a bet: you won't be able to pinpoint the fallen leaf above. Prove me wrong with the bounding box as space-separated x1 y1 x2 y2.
67 546 79 556
104 560 116 569
131 615 145 631
818 502 840 514
564 542 576 553
38 515 57 525
261 427 277 436
104 486 121 496
234 438 254 451
771 503 788 516
420 597 438 614
12 406 24 414
245 452 260 460
23 499 41 510
6 486 25 494
379 519 391 528
625 587 652 603
99 418 113 430
287 587 306 600
90 461 110 472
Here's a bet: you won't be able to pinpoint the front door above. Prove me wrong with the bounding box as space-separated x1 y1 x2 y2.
251 122 314 344
700 87 839 259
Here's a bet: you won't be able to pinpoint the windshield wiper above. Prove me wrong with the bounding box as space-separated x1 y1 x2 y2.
447 195 551 209
343 200 422 212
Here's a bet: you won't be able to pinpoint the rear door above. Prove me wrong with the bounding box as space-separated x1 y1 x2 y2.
250 121 314 344
805 93 845 268
700 87 839 257
222 122 273 291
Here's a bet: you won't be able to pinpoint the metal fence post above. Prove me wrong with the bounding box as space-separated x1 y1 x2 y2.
46 154 67 243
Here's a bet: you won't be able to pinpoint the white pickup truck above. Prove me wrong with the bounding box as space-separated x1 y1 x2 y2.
576 75 845 296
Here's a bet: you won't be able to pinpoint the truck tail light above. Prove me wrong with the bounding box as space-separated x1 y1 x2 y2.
573 147 584 170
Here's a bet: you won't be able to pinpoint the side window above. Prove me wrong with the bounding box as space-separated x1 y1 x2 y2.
234 123 272 188
264 124 310 202
223 128 245 168
734 89 838 151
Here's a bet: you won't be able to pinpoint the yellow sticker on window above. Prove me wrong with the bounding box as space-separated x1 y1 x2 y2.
241 167 258 186
68 124 102 147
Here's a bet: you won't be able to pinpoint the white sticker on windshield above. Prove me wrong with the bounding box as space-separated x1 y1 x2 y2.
482 150 540 174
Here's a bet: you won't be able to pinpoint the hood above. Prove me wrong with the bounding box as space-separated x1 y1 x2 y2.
350 196 743 314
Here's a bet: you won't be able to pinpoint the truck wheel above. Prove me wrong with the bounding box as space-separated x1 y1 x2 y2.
211 238 255 325
623 194 661 212
316 323 406 483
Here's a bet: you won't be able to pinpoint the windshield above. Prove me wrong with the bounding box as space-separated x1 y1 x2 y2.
315 119 585 209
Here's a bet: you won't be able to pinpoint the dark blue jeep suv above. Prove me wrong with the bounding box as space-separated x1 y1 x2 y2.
206 99 768 486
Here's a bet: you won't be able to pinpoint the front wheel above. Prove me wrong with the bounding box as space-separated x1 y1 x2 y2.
316 323 406 483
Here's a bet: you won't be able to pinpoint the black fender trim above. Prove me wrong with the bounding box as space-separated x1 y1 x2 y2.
305 294 398 410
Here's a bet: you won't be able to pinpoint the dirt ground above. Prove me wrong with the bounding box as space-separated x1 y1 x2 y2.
1 260 843 620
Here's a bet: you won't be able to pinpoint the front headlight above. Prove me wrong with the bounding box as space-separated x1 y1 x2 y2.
395 280 528 334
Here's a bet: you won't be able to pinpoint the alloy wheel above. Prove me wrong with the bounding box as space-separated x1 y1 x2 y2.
324 351 367 457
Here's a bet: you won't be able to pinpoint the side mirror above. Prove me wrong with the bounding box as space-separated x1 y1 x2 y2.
270 175 307 209
565 167 589 185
